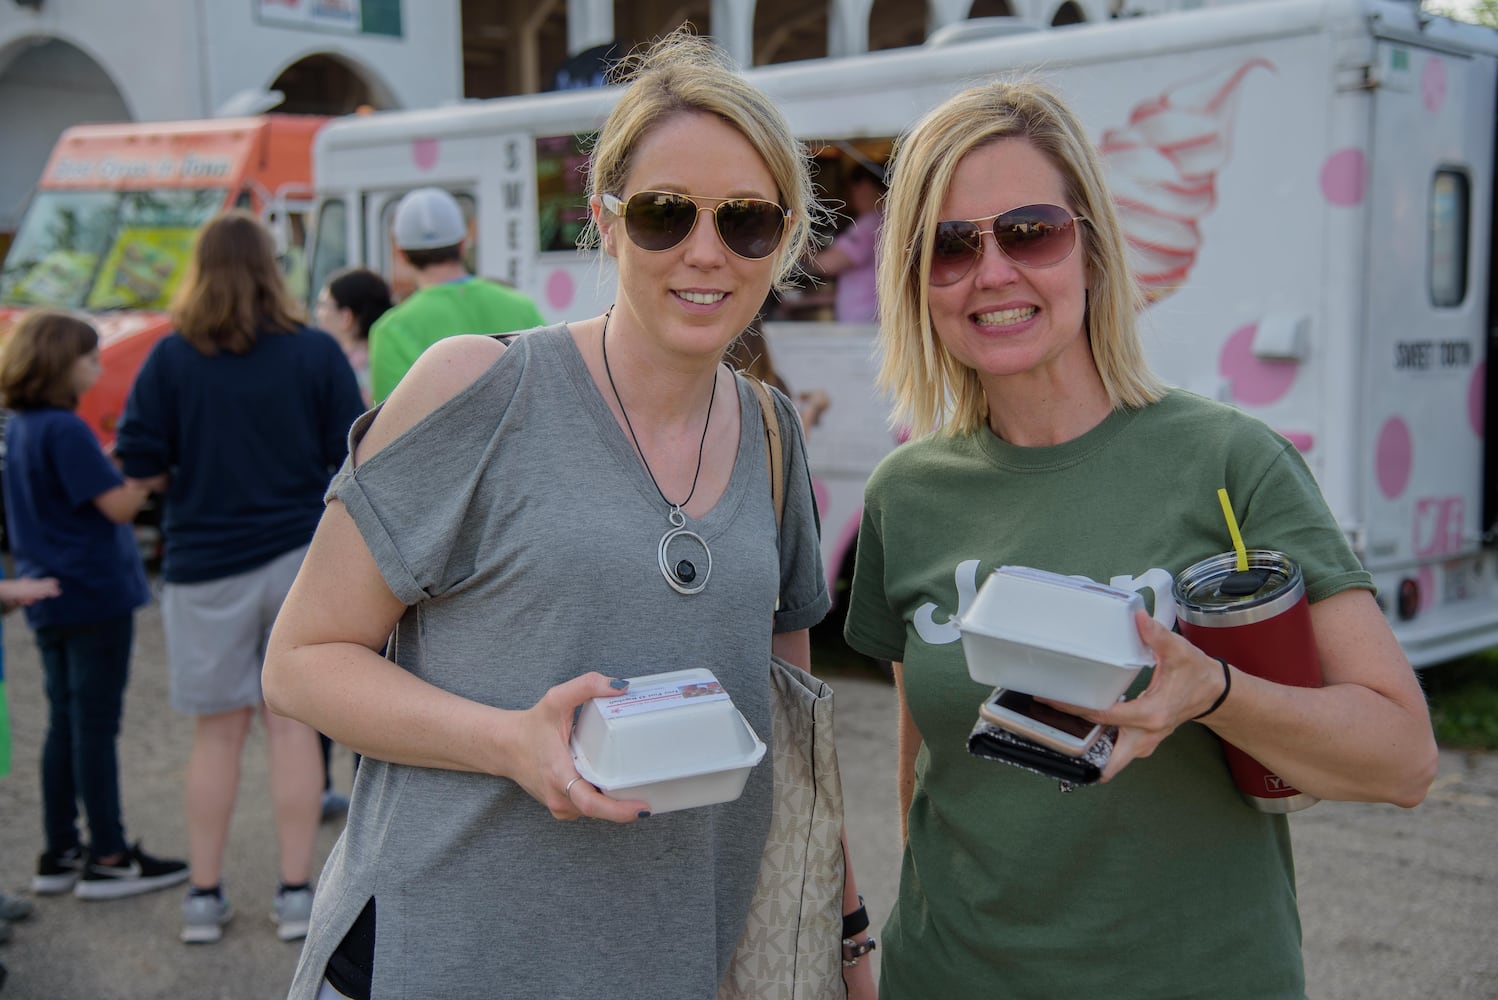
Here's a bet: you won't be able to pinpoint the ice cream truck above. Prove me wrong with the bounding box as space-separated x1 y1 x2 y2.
0 115 326 445
306 0 1498 666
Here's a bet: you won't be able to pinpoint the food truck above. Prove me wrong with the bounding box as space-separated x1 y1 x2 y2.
306 0 1498 666
0 114 325 444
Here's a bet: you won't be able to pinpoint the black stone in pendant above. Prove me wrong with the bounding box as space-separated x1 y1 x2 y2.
675 559 697 583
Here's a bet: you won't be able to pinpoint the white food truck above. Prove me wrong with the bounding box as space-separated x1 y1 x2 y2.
307 0 1498 666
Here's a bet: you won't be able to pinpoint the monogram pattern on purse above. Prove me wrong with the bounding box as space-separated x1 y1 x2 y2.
719 658 846 999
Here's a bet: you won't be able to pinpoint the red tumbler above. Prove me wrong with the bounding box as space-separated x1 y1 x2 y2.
1173 550 1320 813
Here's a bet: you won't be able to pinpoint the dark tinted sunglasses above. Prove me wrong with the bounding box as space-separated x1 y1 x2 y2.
602 190 789 261
929 203 1087 287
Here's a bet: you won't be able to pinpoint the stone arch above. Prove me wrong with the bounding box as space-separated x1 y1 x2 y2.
754 0 829 65
269 50 400 115
0 35 130 235
1051 0 1087 24
870 0 926 51
969 0 1016 16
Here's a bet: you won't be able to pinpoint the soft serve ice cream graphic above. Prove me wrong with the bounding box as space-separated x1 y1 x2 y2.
1099 59 1273 303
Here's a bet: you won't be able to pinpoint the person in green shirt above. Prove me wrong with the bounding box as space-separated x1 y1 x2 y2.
368 187 545 401
843 79 1439 999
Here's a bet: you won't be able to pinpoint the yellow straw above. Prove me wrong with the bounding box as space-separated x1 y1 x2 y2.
1217 488 1249 572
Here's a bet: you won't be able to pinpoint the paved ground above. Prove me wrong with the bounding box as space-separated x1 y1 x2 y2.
1 594 1495 998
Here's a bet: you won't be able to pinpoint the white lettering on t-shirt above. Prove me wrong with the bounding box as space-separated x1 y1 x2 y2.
913 559 982 645
1107 567 1178 627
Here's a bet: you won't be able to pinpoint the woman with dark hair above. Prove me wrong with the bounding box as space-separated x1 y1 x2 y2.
115 210 365 946
316 267 393 406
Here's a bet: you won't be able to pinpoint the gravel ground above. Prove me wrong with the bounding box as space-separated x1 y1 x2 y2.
1 592 1494 998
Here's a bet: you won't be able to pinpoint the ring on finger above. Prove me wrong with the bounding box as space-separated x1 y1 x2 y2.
564 776 584 800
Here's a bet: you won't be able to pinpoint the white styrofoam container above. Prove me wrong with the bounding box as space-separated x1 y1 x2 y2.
956 566 1153 709
569 668 767 814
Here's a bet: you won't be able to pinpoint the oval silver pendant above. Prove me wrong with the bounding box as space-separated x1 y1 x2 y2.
658 512 711 595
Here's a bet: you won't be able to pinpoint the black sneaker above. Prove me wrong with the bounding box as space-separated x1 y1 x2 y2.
74 842 189 901
32 846 85 895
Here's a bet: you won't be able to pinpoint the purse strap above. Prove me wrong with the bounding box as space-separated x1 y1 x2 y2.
747 376 786 530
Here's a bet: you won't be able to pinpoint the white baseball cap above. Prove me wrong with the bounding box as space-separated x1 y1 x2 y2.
392 187 467 251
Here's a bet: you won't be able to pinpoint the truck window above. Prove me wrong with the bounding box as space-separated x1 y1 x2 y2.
537 134 592 253
1430 169 1469 308
309 197 349 310
0 188 224 311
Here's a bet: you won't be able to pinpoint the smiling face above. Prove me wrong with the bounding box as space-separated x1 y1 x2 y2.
595 111 784 361
927 137 1093 395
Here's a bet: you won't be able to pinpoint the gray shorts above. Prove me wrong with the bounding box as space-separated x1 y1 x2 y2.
162 545 309 715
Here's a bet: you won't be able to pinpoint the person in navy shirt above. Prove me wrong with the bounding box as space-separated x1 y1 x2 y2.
0 309 188 903
115 211 364 946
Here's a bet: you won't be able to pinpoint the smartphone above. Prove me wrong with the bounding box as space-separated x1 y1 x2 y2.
978 688 1104 757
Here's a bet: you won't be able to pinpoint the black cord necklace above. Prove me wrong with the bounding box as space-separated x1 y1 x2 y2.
601 308 717 595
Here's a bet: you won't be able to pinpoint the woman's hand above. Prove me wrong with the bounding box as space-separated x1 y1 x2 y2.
503 672 653 825
1046 609 1225 782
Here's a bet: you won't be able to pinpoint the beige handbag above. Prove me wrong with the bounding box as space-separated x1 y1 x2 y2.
718 378 847 1000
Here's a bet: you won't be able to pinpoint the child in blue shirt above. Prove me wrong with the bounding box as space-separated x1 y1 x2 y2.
0 309 187 902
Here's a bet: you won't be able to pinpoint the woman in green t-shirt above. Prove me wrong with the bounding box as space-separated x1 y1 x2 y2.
843 79 1439 999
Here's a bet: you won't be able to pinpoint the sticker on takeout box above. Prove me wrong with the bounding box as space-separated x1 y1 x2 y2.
597 678 730 718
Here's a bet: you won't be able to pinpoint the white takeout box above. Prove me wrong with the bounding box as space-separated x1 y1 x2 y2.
570 668 767 815
956 566 1153 709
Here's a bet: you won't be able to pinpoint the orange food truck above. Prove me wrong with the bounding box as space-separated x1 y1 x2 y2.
0 115 325 444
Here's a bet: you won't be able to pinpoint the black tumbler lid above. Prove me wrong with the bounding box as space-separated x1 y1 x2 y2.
1219 568 1272 597
1174 550 1304 626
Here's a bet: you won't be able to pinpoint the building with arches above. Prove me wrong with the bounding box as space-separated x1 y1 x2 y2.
0 0 461 236
1 0 1176 239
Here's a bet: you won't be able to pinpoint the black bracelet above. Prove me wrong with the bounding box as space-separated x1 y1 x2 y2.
842 895 869 938
1192 657 1232 720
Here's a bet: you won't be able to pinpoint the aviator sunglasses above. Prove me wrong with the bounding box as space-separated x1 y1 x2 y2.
602 190 790 261
929 203 1088 287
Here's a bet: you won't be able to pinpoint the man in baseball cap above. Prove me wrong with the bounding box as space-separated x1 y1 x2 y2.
368 188 544 401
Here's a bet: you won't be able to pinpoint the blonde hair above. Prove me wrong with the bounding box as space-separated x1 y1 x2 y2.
876 78 1164 436
172 210 303 355
583 28 821 293
0 309 98 410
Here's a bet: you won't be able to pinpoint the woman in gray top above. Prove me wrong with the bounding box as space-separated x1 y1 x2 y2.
263 31 877 1000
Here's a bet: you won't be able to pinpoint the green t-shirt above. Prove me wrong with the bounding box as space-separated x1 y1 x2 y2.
368 277 545 401
845 389 1370 1000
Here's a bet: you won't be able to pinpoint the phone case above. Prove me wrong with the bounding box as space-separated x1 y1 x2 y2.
967 717 1116 789
978 694 1102 756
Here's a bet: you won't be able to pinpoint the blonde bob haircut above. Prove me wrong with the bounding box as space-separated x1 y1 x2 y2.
876 78 1164 437
583 28 821 294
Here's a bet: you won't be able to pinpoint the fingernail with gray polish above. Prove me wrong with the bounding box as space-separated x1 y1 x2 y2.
637 810 651 819
610 678 629 690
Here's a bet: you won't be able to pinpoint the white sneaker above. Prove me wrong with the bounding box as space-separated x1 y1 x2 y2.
272 886 314 942
181 891 234 944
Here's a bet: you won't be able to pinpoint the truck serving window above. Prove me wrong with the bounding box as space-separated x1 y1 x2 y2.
536 134 592 253
0 188 224 311
1430 169 1469 308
